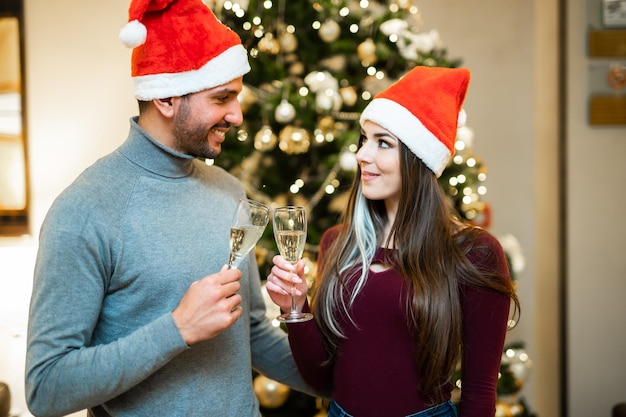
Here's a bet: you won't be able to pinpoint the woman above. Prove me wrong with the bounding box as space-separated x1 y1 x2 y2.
266 66 520 417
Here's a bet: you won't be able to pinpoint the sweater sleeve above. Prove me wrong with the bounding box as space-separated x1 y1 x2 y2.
458 232 512 417
283 226 340 392
246 251 328 398
26 201 188 417
285 300 334 391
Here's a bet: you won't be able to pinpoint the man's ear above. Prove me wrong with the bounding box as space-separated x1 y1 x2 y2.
153 97 175 118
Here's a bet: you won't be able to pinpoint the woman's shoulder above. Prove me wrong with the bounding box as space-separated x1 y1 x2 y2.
458 227 508 272
455 224 501 249
472 227 502 249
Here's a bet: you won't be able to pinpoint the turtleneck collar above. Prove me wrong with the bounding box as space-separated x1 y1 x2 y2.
119 117 196 179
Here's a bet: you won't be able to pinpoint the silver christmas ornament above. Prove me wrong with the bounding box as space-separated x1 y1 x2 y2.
274 100 296 123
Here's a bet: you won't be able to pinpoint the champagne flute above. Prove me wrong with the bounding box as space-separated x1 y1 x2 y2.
273 206 314 323
228 199 269 269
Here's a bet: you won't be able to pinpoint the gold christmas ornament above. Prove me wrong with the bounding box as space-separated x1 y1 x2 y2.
279 126 311 155
339 86 358 107
318 19 341 42
320 54 348 72
258 33 280 55
279 32 298 53
495 400 514 417
236 128 248 143
289 61 306 76
254 125 278 151
318 115 336 133
253 375 290 409
495 399 525 417
495 401 513 417
509 402 525 416
357 38 378 65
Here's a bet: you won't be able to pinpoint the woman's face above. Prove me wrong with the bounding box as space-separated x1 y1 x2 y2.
356 121 402 210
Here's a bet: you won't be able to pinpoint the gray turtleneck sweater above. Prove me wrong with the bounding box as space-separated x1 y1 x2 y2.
26 117 312 416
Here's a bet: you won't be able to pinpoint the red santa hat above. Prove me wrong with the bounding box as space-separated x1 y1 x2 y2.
119 0 251 100
360 66 470 177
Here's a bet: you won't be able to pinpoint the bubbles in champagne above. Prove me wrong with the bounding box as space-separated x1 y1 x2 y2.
275 230 306 263
229 225 264 268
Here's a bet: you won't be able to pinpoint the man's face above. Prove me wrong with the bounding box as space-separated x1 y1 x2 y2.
172 77 244 159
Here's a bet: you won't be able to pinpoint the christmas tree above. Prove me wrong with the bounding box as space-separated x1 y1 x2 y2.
207 0 485 275
205 1 531 415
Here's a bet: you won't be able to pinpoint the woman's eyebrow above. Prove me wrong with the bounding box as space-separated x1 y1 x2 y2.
372 131 399 142
361 129 397 140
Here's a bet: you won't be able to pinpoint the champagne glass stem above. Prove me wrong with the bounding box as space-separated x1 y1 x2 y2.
290 290 298 315
288 268 298 315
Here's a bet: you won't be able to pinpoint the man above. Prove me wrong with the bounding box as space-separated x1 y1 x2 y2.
25 0 317 415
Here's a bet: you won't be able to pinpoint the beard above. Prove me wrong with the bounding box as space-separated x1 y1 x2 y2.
172 97 223 159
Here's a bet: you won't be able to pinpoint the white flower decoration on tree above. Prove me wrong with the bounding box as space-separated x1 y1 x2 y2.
304 71 339 92
380 19 444 60
397 29 443 60
305 71 342 111
498 234 526 274
379 18 409 38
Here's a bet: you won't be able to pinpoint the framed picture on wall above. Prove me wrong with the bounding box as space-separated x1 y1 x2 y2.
603 0 626 27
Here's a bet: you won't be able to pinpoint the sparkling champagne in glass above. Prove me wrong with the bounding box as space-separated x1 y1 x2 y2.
273 206 314 323
228 199 269 269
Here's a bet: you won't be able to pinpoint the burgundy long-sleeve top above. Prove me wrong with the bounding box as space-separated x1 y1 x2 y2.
286 226 511 417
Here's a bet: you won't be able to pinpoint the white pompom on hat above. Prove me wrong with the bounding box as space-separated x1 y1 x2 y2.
360 66 470 177
119 0 251 100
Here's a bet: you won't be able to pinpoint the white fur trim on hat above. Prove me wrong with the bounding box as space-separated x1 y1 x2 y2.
360 97 451 177
132 45 251 101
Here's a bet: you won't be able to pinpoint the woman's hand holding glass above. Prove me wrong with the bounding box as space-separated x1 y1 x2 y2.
269 205 313 322
266 255 309 316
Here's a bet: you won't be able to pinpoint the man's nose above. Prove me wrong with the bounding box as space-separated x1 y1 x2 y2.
225 101 244 127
